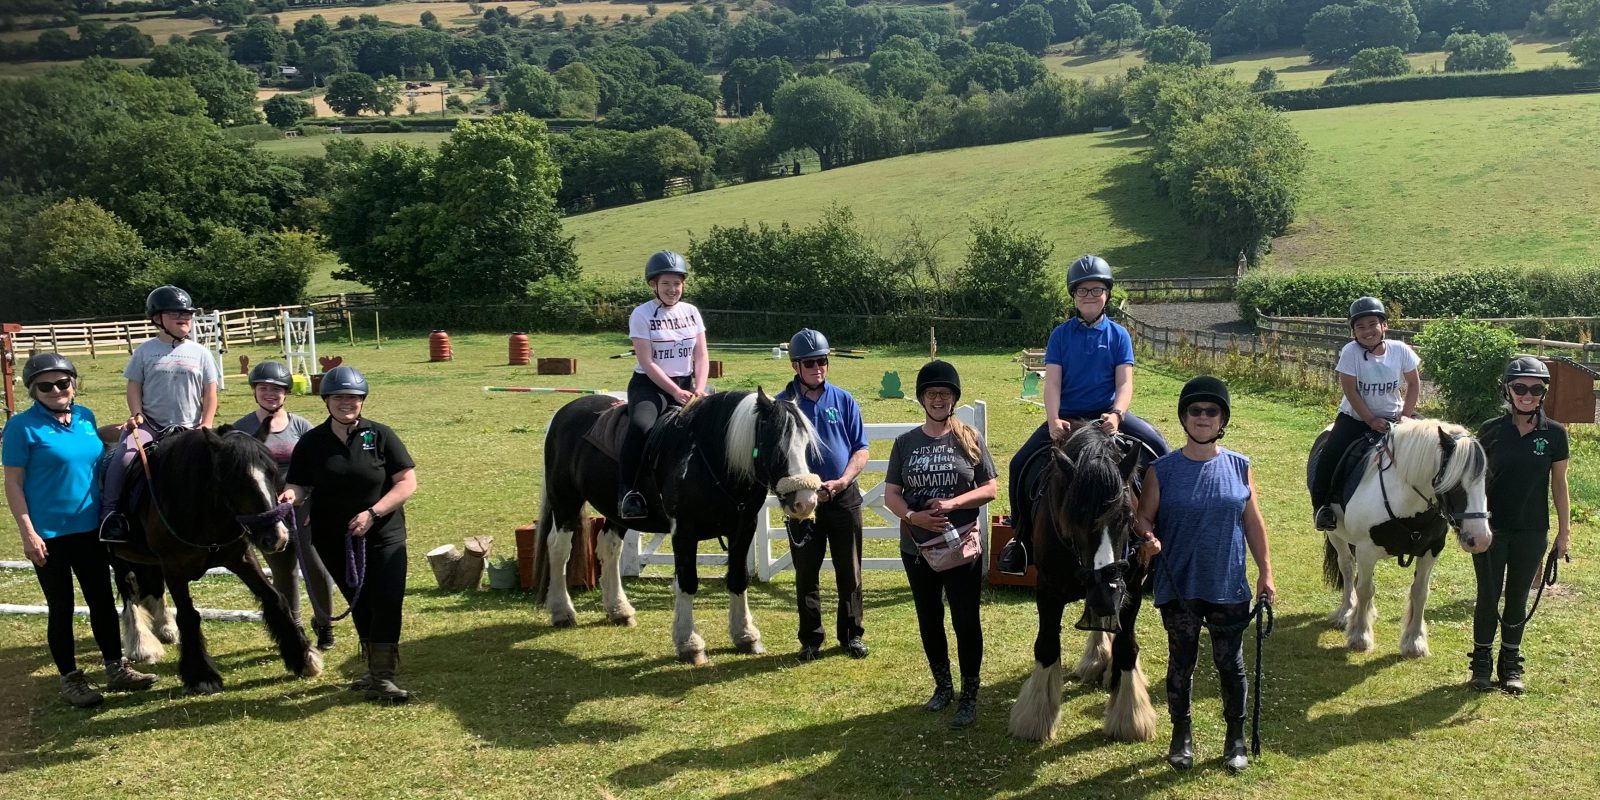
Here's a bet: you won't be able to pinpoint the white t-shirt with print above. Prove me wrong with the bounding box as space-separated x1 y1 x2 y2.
628 300 704 377
1336 339 1421 420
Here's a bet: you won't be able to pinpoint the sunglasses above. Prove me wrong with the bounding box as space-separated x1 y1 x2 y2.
35 378 73 393
797 357 829 369
1073 287 1108 299
1509 383 1547 397
1185 406 1222 418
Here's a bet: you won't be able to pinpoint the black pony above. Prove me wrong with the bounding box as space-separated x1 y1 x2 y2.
536 389 821 665
1009 423 1156 742
110 426 322 694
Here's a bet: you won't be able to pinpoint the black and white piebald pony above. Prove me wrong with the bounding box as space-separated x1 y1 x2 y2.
1316 418 1491 656
1010 423 1155 743
535 389 821 664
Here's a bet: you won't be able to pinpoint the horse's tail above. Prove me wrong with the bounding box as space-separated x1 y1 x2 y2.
1323 537 1344 590
533 474 554 606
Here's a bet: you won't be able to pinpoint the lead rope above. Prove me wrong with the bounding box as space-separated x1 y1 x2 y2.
1250 594 1275 757
1520 548 1567 626
283 508 366 622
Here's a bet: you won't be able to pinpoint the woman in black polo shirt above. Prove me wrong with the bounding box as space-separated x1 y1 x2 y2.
1471 357 1571 695
282 365 418 702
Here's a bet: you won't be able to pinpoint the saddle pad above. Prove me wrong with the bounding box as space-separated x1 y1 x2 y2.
1309 429 1386 508
581 401 629 462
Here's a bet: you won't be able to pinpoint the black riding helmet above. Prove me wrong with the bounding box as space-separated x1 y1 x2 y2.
1503 355 1550 383
319 365 369 397
789 328 830 361
916 360 961 403
146 285 196 317
1348 296 1387 326
249 360 294 388
1068 255 1114 293
644 251 689 282
1177 374 1231 426
22 352 77 388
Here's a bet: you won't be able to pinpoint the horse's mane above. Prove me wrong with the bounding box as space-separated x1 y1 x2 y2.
150 428 278 521
1056 424 1127 535
1388 418 1484 492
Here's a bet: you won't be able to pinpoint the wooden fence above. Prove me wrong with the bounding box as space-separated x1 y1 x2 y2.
9 300 345 360
1119 277 1237 302
1121 308 1343 389
1255 311 1600 372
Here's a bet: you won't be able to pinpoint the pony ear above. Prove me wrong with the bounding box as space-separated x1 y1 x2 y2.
755 386 773 408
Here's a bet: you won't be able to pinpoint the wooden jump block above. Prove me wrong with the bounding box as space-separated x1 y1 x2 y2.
708 360 724 379
518 518 600 590
537 357 577 375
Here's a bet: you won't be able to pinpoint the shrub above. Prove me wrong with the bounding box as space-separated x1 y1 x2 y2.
1325 46 1411 84
1261 67 1600 111
1234 266 1600 324
956 216 1062 336
1414 318 1518 424
1251 67 1282 92
162 227 319 309
1443 32 1516 72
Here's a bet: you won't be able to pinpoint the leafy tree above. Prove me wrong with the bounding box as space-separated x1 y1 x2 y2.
643 12 714 64
420 10 442 30
1039 0 1094 41
769 76 872 169
500 63 562 117
374 75 403 116
554 62 601 117
164 227 319 309
306 44 352 84
211 0 250 27
978 4 1056 55
1306 0 1420 61
1415 318 1518 424
1251 66 1283 91
229 17 286 64
547 44 579 71
586 44 658 111
865 35 946 99
143 43 260 126
716 109 779 181
1304 4 1359 60
325 72 378 116
2 198 162 320
264 94 314 127
1143 25 1210 65
1326 45 1411 82
1443 31 1515 71
721 56 794 117
1209 0 1282 56
958 215 1062 332
1093 4 1145 50
1159 104 1307 261
948 42 1048 93
722 16 789 64
1168 0 1231 31
600 84 719 145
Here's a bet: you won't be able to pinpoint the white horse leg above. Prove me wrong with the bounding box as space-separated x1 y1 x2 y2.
1347 555 1379 652
147 594 178 644
1329 537 1357 629
1009 661 1064 741
728 591 764 654
595 530 635 626
1103 653 1157 742
1071 630 1112 685
1400 552 1438 657
672 576 707 665
121 596 164 664
545 527 577 627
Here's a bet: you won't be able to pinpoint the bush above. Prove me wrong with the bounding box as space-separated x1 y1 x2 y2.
162 227 319 309
1325 46 1411 84
956 216 1062 336
1443 32 1516 72
1234 266 1600 324
1413 318 1518 424
1261 67 1600 111
1251 67 1282 92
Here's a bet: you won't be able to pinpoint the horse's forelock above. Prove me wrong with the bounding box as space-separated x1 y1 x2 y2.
1391 418 1454 491
1053 427 1130 546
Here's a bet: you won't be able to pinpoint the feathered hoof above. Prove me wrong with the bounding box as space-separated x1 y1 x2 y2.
678 648 708 666
734 639 766 655
610 613 637 627
184 680 223 696
1008 662 1063 742
551 614 577 629
298 649 324 678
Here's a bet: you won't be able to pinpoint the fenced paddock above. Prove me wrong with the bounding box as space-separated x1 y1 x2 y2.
7 300 345 360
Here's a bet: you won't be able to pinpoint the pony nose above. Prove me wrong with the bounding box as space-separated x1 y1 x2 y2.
786 490 818 519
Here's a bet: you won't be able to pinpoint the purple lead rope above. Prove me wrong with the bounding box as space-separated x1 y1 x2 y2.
242 502 364 622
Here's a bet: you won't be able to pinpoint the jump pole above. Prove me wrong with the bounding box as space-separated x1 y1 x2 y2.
0 603 261 622
483 386 606 395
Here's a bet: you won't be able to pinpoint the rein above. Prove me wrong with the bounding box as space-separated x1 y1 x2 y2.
1521 548 1568 626
275 505 365 622
1250 595 1275 758
133 430 249 553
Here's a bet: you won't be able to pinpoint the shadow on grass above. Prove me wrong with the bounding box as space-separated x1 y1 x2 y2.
1087 159 1222 278
1089 128 1149 149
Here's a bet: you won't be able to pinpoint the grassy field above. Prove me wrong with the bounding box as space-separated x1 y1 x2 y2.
0 57 147 79
1050 35 1574 89
1269 92 1600 272
255 130 453 157
2 330 1597 797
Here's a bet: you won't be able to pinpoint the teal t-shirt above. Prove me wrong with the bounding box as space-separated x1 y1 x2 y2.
2 403 103 538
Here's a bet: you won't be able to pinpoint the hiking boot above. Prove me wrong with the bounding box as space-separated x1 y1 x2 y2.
314 622 336 652
1468 645 1495 692
1314 505 1338 532
924 663 954 712
1167 716 1195 771
996 534 1029 576
951 676 979 728
60 670 104 708
796 644 822 663
844 637 869 659
98 512 132 544
1499 646 1526 695
350 642 373 691
619 490 648 521
365 643 411 703
104 658 157 691
1223 717 1248 773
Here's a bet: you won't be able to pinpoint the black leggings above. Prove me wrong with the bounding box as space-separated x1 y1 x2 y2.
902 552 984 679
1160 600 1249 722
620 371 693 490
1472 527 1547 651
315 531 407 644
1311 412 1375 510
32 532 123 675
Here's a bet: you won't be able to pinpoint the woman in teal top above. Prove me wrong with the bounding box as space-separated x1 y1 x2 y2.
2 354 156 708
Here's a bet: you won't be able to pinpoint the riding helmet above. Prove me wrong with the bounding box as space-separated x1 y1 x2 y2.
1503 355 1550 383
319 365 369 397
916 359 961 403
249 360 294 388
789 328 830 361
1177 374 1230 426
146 285 196 317
22 352 76 388
1348 296 1387 325
1068 255 1114 292
644 250 689 282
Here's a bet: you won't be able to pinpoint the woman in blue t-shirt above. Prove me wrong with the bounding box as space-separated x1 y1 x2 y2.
3 354 157 708
1133 376 1275 774
999 255 1169 575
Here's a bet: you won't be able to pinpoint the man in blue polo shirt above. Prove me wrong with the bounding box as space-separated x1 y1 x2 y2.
997 255 1170 575
777 328 871 662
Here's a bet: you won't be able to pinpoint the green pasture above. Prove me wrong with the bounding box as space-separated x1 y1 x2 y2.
2 331 1597 797
1049 35 1574 89
0 57 147 79
254 131 453 158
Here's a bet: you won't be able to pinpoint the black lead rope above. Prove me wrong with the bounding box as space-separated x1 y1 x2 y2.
1521 548 1567 626
1250 595 1275 758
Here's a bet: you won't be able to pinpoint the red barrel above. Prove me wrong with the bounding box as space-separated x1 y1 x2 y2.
429 330 452 362
508 332 531 366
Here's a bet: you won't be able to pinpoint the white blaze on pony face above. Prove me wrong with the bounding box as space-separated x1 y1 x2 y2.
249 465 289 553
1092 526 1116 571
1458 469 1493 553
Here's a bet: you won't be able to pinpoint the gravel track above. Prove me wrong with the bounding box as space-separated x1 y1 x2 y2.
1125 301 1252 334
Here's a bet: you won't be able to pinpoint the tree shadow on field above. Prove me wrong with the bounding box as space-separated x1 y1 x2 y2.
1088 160 1218 277
1090 128 1148 149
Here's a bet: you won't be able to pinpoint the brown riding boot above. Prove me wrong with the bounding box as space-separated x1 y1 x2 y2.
104 657 158 691
60 670 104 708
365 643 411 703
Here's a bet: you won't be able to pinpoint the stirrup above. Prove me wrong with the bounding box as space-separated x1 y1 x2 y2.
98 512 132 543
1314 506 1338 532
996 535 1029 576
619 491 648 520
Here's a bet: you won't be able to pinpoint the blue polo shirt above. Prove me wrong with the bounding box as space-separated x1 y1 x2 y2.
776 381 868 482
1044 315 1135 417
2 403 103 538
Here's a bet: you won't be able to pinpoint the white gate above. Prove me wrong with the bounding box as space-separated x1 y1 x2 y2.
621 401 989 581
281 311 317 378
193 311 225 390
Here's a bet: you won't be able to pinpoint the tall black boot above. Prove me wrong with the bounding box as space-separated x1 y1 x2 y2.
924 663 954 712
1498 645 1525 695
365 643 410 702
1468 645 1494 692
1167 716 1195 771
1223 716 1248 773
1218 670 1248 772
951 676 979 728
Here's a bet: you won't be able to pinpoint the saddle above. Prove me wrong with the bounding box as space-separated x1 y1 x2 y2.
581 401 680 465
1310 428 1447 561
1018 429 1154 510
1308 429 1386 509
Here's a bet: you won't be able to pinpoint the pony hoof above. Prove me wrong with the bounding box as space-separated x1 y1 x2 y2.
299 649 325 678
610 614 637 627
551 615 577 629
156 627 179 645
185 680 223 695
735 640 765 655
1347 636 1373 653
679 649 708 666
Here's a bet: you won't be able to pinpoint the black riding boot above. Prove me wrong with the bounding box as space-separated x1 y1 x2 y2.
951 676 979 728
314 622 336 652
1223 716 1248 773
366 643 411 703
1167 716 1195 770
1468 645 1495 692
924 662 954 712
1498 645 1525 695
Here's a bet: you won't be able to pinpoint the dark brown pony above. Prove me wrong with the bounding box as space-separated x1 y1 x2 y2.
110 426 322 694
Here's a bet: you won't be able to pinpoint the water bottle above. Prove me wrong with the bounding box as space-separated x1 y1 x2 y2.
942 521 960 547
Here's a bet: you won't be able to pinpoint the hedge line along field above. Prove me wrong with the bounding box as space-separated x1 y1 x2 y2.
1 331 1596 798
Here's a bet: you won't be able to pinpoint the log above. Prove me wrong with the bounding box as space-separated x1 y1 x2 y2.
427 544 463 589
457 536 493 591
